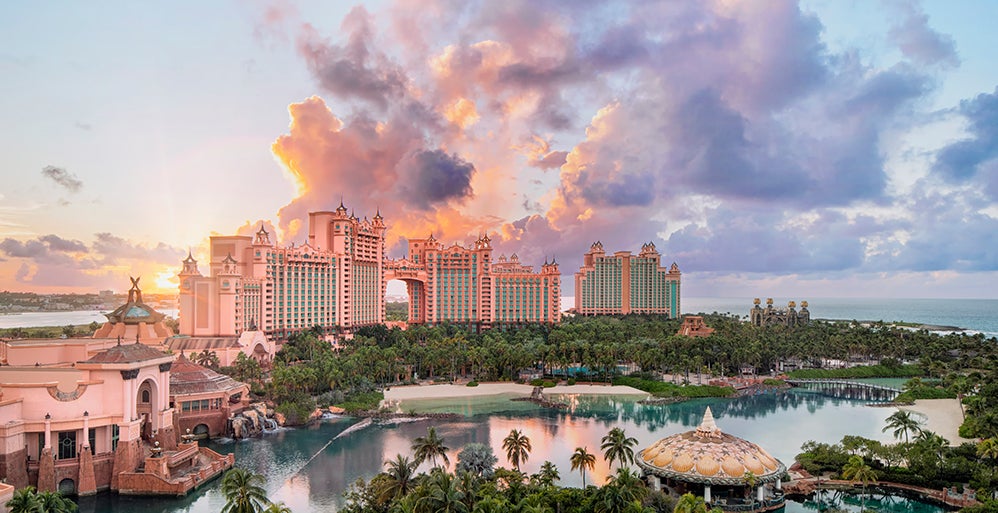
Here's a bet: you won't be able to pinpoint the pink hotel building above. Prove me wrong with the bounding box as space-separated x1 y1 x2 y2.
575 241 682 317
178 203 560 337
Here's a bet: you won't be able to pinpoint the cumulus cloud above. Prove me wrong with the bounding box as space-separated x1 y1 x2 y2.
91 232 184 265
395 149 475 210
257 0 992 289
933 87 998 185
0 233 185 291
297 6 409 110
41 166 83 193
889 1 959 67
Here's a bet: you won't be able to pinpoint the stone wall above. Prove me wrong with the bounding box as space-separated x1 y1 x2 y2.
175 410 228 439
0 447 28 489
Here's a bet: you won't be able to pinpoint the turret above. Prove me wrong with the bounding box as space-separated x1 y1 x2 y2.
253 224 272 246
180 250 201 276
217 254 240 336
178 252 201 335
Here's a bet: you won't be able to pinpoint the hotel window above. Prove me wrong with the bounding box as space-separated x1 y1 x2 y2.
58 431 77 460
112 424 120 451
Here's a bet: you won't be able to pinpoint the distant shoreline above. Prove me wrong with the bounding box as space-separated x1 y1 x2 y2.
382 382 648 404
816 318 966 332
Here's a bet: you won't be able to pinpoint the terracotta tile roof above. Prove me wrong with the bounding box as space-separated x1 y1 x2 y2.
170 353 247 396
165 337 242 351
82 341 170 364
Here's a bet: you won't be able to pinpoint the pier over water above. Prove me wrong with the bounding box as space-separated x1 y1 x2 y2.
785 379 901 401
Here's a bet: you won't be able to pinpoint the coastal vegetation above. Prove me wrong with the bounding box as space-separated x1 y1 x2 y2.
332 425 726 513
219 313 998 446
5 486 77 513
611 376 733 398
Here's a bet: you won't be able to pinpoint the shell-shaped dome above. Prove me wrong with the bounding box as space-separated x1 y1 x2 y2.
721 456 744 477
743 455 765 475
672 452 695 473
696 458 720 476
636 407 787 486
653 450 673 467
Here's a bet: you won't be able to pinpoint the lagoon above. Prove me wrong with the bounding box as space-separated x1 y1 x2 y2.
78 389 947 513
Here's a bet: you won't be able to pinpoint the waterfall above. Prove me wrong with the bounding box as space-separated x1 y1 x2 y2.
263 418 278 431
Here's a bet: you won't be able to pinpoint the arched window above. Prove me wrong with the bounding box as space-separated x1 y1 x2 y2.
141 390 150 403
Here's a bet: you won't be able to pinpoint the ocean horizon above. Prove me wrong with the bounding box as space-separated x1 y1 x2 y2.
559 296 998 338
3 298 996 339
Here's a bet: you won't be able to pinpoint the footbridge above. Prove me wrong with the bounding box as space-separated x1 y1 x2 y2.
786 378 901 401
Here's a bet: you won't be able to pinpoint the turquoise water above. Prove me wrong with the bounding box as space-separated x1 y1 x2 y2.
78 389 947 513
784 489 945 512
684 297 998 337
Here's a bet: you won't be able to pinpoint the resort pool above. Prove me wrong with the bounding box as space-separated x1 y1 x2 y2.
784 489 947 512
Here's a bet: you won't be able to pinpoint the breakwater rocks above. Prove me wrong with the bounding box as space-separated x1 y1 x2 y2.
229 402 281 439
356 411 463 421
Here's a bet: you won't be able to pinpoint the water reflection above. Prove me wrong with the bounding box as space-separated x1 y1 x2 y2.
86 390 904 513
786 489 946 513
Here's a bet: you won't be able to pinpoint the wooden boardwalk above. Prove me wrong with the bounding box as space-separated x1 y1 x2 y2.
786 378 902 393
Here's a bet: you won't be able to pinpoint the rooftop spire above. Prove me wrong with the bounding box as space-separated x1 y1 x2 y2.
695 407 722 438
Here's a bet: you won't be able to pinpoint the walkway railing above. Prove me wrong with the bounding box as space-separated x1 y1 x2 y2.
785 378 901 393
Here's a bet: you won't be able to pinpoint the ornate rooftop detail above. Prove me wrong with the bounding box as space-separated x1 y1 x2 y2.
181 251 201 276
637 408 786 486
694 406 721 438
102 277 167 325
254 224 271 245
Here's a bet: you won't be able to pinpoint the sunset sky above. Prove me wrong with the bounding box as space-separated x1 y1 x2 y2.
1 1 997 299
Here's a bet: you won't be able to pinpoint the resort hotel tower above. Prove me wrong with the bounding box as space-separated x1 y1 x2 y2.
384 234 561 330
178 202 386 339
178 203 560 338
574 241 681 317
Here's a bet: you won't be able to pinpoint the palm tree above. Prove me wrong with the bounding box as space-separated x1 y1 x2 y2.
263 503 293 513
412 426 450 468
882 410 922 444
600 427 638 470
570 446 597 488
841 455 878 509
608 468 647 504
379 454 417 503
672 492 711 513
6 486 43 513
36 492 77 513
537 461 560 486
502 429 532 471
194 349 220 369
977 437 998 460
417 470 467 513
221 467 271 513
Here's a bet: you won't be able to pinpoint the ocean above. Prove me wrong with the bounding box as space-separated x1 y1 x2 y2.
0 309 179 330
2 298 996 338
682 296 998 338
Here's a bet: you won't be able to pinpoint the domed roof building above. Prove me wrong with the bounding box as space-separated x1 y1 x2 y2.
637 407 787 512
93 276 175 342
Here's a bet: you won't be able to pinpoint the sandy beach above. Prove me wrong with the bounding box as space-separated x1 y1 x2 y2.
900 398 975 446
383 382 649 402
